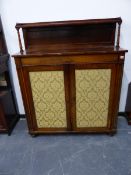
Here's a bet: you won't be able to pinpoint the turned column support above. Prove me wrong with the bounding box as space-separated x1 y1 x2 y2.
16 27 23 54
116 20 122 49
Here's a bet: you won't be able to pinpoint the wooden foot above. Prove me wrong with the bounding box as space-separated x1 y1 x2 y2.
30 134 37 137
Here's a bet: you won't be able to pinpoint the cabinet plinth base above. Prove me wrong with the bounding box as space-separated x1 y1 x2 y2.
28 129 117 137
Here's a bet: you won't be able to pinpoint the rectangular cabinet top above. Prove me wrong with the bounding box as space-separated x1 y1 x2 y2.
16 17 122 28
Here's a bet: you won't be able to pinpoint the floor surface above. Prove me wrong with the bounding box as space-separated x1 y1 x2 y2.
0 117 131 175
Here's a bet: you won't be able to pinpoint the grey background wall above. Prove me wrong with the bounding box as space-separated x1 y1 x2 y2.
0 0 131 114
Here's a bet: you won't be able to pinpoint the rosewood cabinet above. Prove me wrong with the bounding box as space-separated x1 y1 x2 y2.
13 18 127 135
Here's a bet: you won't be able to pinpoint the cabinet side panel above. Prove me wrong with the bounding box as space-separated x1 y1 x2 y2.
29 71 67 128
75 69 111 127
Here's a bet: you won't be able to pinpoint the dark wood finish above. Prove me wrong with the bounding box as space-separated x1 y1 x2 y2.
13 18 127 135
64 65 72 131
15 17 124 54
125 82 131 125
0 19 7 55
15 18 122 28
22 23 116 50
0 16 19 135
0 102 7 130
110 63 124 130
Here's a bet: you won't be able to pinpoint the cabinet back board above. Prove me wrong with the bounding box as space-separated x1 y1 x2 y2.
15 17 123 55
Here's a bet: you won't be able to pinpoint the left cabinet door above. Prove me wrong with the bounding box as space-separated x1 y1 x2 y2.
22 65 71 134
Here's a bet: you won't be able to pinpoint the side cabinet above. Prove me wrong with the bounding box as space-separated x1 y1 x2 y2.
13 18 127 135
15 54 124 135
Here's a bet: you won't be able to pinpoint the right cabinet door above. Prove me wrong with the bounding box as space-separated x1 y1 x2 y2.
70 63 118 133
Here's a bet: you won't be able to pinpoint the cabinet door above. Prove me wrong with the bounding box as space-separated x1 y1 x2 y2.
23 65 71 133
70 64 117 133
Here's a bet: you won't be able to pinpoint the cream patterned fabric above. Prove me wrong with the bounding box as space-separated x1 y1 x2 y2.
75 69 111 127
29 71 67 128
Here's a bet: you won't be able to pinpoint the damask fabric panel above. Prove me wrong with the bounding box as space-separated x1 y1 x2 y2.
29 71 67 128
75 69 111 127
